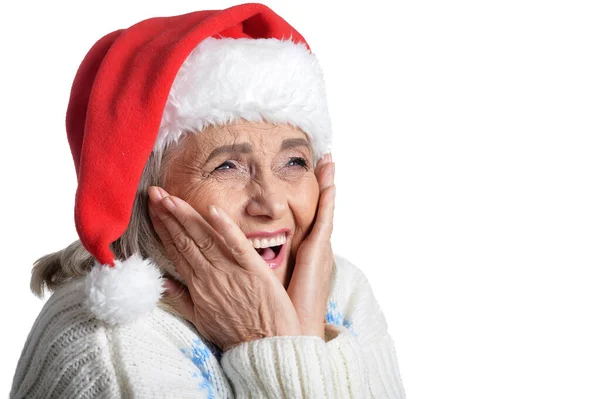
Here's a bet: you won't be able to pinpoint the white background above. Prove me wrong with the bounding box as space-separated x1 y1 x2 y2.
1 0 599 398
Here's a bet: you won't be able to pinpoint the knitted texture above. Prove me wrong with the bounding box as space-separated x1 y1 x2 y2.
11 256 406 398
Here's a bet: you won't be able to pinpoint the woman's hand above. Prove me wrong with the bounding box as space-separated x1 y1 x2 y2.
147 186 302 351
287 153 336 339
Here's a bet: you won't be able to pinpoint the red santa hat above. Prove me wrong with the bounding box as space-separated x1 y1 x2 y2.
66 3 332 324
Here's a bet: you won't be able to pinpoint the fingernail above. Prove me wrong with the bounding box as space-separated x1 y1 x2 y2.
157 186 169 198
162 196 176 211
324 153 332 163
148 187 162 204
209 205 219 218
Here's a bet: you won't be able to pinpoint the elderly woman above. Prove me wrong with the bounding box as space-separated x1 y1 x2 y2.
11 3 406 398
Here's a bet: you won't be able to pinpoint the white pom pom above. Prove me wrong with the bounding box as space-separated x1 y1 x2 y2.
85 254 165 325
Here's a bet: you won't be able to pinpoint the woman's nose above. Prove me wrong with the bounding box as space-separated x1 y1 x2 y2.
245 179 287 221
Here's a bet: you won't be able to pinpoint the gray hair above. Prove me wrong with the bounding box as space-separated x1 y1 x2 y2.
30 145 179 298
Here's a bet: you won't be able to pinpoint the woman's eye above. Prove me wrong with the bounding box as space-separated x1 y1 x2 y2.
215 161 236 171
287 157 308 169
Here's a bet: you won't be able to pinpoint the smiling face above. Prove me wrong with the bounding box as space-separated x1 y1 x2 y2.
162 120 320 287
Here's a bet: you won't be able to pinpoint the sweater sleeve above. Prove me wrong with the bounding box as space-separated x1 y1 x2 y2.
220 255 406 398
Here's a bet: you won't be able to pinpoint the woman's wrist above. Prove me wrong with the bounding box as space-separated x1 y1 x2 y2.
301 322 326 340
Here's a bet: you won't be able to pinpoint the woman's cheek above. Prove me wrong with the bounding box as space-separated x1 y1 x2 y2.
183 180 245 217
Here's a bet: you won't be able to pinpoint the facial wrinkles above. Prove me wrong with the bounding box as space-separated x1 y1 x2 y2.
167 158 207 202
254 131 312 213
169 123 314 203
163 121 319 285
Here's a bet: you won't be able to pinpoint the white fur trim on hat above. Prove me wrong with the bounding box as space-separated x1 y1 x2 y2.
85 254 165 325
157 37 332 163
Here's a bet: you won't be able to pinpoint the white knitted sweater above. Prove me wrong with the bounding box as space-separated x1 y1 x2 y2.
11 255 406 398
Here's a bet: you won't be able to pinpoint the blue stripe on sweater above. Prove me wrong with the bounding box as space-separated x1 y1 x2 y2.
326 300 356 335
180 339 216 398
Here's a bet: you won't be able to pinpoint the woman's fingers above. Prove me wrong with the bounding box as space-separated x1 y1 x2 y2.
315 152 331 176
148 187 174 245
286 155 335 339
316 153 334 192
159 194 219 256
321 162 335 191
152 187 263 273
203 205 265 273
312 184 336 240
148 186 207 280
313 153 336 239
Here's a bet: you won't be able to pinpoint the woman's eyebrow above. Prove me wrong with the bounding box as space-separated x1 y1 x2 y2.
205 143 252 162
204 138 309 162
280 138 310 151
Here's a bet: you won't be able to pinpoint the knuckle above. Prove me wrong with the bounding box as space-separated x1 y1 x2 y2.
156 209 170 222
229 240 248 257
195 235 214 252
164 243 180 261
177 212 191 229
173 231 196 255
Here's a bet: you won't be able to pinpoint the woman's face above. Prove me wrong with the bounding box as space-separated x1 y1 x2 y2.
163 120 320 287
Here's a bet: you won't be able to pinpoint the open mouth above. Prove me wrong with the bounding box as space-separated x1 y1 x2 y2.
247 231 288 265
255 245 283 261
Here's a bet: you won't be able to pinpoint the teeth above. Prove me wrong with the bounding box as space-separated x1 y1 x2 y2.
248 233 287 249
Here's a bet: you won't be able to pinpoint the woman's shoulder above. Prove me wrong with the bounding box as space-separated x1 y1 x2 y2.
330 254 377 301
328 254 388 341
11 279 121 398
11 279 225 398
332 254 367 284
